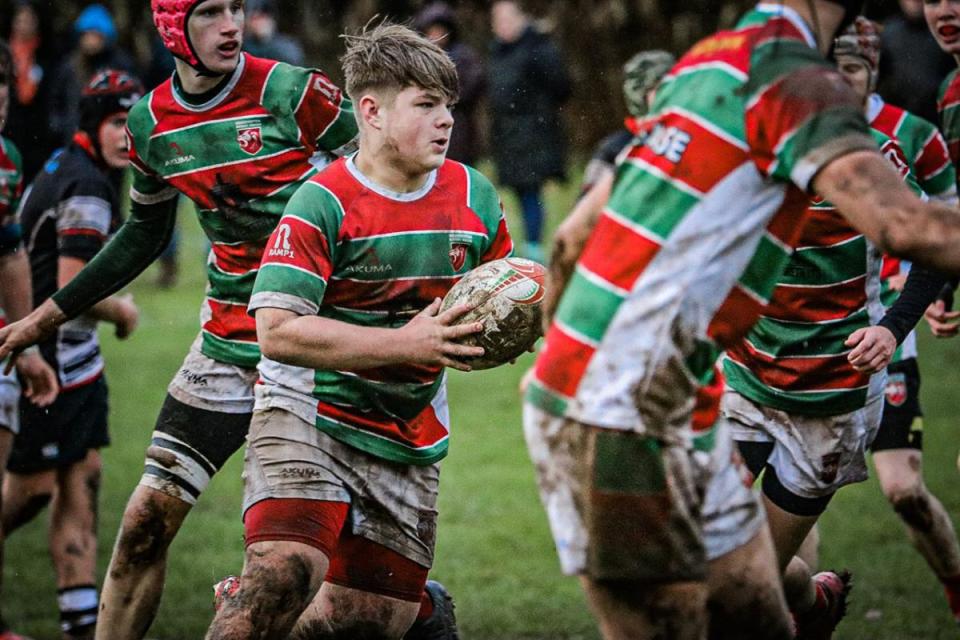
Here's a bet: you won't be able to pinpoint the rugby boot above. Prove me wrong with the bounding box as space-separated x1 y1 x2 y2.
404 580 460 640
794 570 852 640
212 575 241 612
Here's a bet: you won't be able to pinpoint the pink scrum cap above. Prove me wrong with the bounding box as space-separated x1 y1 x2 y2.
151 0 206 71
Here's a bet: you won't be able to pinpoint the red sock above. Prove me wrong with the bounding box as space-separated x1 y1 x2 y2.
416 588 434 623
941 573 960 620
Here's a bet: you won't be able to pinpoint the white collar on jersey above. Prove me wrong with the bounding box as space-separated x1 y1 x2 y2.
345 155 438 202
754 3 818 49
171 54 247 113
866 93 885 124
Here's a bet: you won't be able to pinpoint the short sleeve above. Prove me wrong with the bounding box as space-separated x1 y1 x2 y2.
249 180 344 317
56 179 115 261
126 122 178 207
466 166 513 263
290 67 358 157
744 36 876 192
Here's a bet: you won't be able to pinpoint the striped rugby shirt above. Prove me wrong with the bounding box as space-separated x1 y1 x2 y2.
724 130 922 416
126 53 357 368
0 136 24 327
525 4 875 442
938 68 960 172
249 157 513 465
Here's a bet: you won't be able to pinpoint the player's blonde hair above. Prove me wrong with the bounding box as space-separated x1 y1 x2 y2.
341 21 459 103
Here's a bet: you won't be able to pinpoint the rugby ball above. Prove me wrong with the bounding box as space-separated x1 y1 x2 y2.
440 257 546 370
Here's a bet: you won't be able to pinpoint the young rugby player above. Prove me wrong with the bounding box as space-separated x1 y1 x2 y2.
206 22 512 639
0 38 59 640
3 70 142 640
524 1 960 638
721 18 953 636
0 1 386 637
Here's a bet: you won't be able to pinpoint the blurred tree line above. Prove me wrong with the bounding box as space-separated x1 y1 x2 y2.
1 0 904 156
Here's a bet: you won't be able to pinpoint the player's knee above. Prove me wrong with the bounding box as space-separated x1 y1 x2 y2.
234 547 324 615
113 494 178 570
890 486 934 532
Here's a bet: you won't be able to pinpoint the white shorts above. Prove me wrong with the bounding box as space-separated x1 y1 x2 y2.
722 390 883 499
0 364 19 434
523 403 763 582
167 335 259 414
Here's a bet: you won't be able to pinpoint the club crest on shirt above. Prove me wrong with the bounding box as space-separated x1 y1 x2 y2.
236 120 263 155
448 233 472 271
885 371 907 407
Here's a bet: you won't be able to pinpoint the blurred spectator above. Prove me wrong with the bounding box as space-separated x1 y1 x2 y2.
5 0 58 183
414 1 485 165
879 0 954 124
488 0 570 263
144 31 175 90
48 4 136 147
243 0 305 66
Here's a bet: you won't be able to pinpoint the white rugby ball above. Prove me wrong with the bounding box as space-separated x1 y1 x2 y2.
440 257 546 370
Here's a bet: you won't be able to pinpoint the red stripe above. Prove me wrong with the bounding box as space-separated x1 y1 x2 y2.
213 240 269 275
624 111 748 195
260 215 331 279
800 206 858 247
948 140 960 168
692 366 723 432
204 299 257 343
767 277 867 323
578 212 661 292
726 342 869 392
59 229 106 239
670 26 758 77
480 217 513 263
707 286 765 347
880 256 902 281
534 325 596 398
869 102 903 141
316 399 448 450
295 71 346 148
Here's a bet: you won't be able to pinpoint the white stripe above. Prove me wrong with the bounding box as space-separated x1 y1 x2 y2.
576 263 629 297
206 296 247 307
149 430 217 472
795 233 863 252
281 213 325 234
763 229 793 254
330 273 459 284
665 106 749 151
665 60 747 84
170 54 246 112
774 275 866 290
624 155 705 198
346 229 487 242
166 146 303 179
736 281 769 306
200 329 257 345
261 61 280 105
602 205 666 244
554 319 600 349
149 114 270 139
755 3 817 48
258 261 326 282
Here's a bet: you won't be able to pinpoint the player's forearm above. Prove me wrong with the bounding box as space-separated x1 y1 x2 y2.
258 311 409 371
0 250 34 322
51 198 177 319
879 266 949 345
816 151 960 273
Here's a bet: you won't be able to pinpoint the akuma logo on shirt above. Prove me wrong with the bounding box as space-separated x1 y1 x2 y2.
268 223 294 259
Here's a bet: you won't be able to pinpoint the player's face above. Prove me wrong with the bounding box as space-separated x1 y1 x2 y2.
835 56 871 105
925 0 960 56
98 113 130 170
188 0 244 75
381 86 454 174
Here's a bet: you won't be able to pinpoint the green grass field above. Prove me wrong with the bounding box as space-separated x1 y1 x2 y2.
4 176 960 639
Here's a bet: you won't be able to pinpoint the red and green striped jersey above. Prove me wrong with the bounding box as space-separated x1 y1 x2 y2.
938 68 960 171
724 130 921 416
250 157 513 465
525 4 875 440
0 136 24 328
868 94 956 204
126 53 358 368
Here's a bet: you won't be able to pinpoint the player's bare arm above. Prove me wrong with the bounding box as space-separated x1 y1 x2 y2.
815 150 960 273
256 300 484 372
544 171 613 328
0 252 60 405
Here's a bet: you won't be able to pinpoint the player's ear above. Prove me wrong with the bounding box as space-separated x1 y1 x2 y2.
358 94 382 130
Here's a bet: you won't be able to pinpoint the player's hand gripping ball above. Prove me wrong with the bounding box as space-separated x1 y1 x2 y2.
440 258 546 370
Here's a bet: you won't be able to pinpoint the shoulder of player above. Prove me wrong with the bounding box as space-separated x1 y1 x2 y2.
127 89 163 141
292 161 352 220
0 136 22 170
939 68 960 106
254 56 338 110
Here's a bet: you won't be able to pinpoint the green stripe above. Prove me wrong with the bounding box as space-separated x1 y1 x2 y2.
201 332 260 368
313 371 442 422
466 166 505 241
339 232 481 279
723 358 867 416
779 236 867 287
608 162 700 238
315 415 448 466
746 310 869 358
739 234 792 302
554 270 624 344
253 263 326 307
920 164 956 198
316 105 358 151
692 426 717 453
654 69 746 143
746 37 824 104
208 265 258 304
684 339 721 385
525 381 569 416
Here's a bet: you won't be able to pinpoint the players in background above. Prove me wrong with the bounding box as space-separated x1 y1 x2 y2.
815 18 960 624
523 0 960 636
0 37 59 640
207 22 511 639
3 70 141 640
